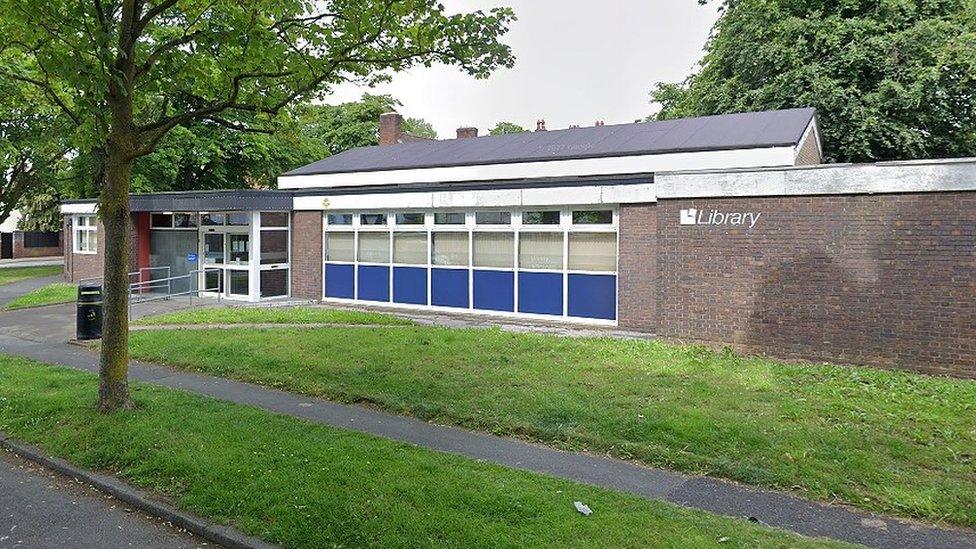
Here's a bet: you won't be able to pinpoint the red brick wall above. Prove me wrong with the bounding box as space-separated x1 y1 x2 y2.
617 204 657 331
652 192 976 378
63 216 104 283
290 211 322 300
12 232 63 258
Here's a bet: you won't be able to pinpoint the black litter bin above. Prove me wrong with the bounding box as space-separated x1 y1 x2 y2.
76 284 103 340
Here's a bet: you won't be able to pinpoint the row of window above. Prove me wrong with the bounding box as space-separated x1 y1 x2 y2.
325 231 616 272
151 211 289 229
326 209 614 228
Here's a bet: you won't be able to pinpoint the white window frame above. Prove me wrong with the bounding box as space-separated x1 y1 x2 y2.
73 215 98 254
321 206 619 325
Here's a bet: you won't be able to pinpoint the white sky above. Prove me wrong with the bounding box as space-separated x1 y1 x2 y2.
327 1 721 138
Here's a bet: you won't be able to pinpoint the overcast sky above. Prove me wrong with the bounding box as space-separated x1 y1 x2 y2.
327 0 721 138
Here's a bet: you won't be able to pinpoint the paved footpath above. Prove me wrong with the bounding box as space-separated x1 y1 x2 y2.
0 449 203 548
0 302 974 548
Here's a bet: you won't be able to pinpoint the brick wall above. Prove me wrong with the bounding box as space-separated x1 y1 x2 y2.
63 216 104 283
652 192 976 378
617 203 657 331
290 211 322 300
12 231 63 258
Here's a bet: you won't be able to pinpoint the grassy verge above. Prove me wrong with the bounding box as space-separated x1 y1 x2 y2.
0 265 62 286
0 355 842 548
4 282 77 310
134 306 412 326
128 321 976 528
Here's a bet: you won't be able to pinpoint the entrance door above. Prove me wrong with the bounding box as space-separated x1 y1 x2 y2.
0 233 12 259
199 225 250 299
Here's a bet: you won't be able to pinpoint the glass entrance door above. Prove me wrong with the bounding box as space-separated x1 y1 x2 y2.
199 218 251 300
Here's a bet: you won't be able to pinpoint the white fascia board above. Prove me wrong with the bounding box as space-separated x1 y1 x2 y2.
292 183 657 211
279 146 796 189
656 160 976 199
794 118 822 161
61 202 97 214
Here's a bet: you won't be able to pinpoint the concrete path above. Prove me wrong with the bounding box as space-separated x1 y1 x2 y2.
0 257 63 269
0 305 974 548
0 276 62 308
0 449 203 548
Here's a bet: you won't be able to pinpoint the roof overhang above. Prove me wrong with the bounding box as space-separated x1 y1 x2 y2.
61 190 293 214
278 146 797 190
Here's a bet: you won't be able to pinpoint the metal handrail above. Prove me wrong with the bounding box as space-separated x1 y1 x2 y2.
79 266 171 290
127 267 223 320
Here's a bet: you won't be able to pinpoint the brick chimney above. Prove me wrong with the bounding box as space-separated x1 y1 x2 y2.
594 120 605 127
379 112 403 146
535 119 547 132
456 127 478 139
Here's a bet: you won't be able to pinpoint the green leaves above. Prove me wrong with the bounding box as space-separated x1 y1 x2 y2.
652 0 976 163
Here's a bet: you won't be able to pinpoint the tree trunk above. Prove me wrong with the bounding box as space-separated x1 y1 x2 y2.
97 146 135 411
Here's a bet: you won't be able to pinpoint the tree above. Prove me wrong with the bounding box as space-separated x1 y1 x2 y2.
0 60 71 229
650 0 976 163
0 0 514 411
489 121 526 135
403 117 438 139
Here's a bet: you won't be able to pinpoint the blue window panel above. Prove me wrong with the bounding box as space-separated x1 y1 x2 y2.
473 270 514 312
393 266 427 305
324 263 354 299
518 272 563 315
568 274 617 320
431 268 469 308
357 265 390 302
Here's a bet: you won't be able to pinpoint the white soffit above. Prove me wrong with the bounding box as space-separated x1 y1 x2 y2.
279 147 796 189
60 202 97 214
293 183 657 211
656 158 976 198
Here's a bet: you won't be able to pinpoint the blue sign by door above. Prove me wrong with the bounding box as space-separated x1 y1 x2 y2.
187 252 198 263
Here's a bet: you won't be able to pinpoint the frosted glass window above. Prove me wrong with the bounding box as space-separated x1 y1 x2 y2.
324 232 354 262
473 232 514 268
569 233 617 272
394 233 427 265
519 232 563 270
358 232 390 263
431 232 469 266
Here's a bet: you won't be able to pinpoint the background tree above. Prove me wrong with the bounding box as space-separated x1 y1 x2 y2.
650 0 976 163
0 0 514 411
489 121 526 135
0 60 71 229
402 117 438 139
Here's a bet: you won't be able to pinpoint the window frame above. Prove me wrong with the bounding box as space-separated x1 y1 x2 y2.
73 215 98 254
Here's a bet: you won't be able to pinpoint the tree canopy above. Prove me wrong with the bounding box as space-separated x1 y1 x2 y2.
651 0 976 163
0 0 515 410
489 121 527 135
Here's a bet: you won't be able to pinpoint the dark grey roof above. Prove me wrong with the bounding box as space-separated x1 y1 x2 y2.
284 108 816 176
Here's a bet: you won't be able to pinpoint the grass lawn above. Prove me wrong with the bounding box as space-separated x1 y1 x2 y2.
4 282 77 310
128 309 976 528
0 355 842 548
134 305 413 326
0 265 62 286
